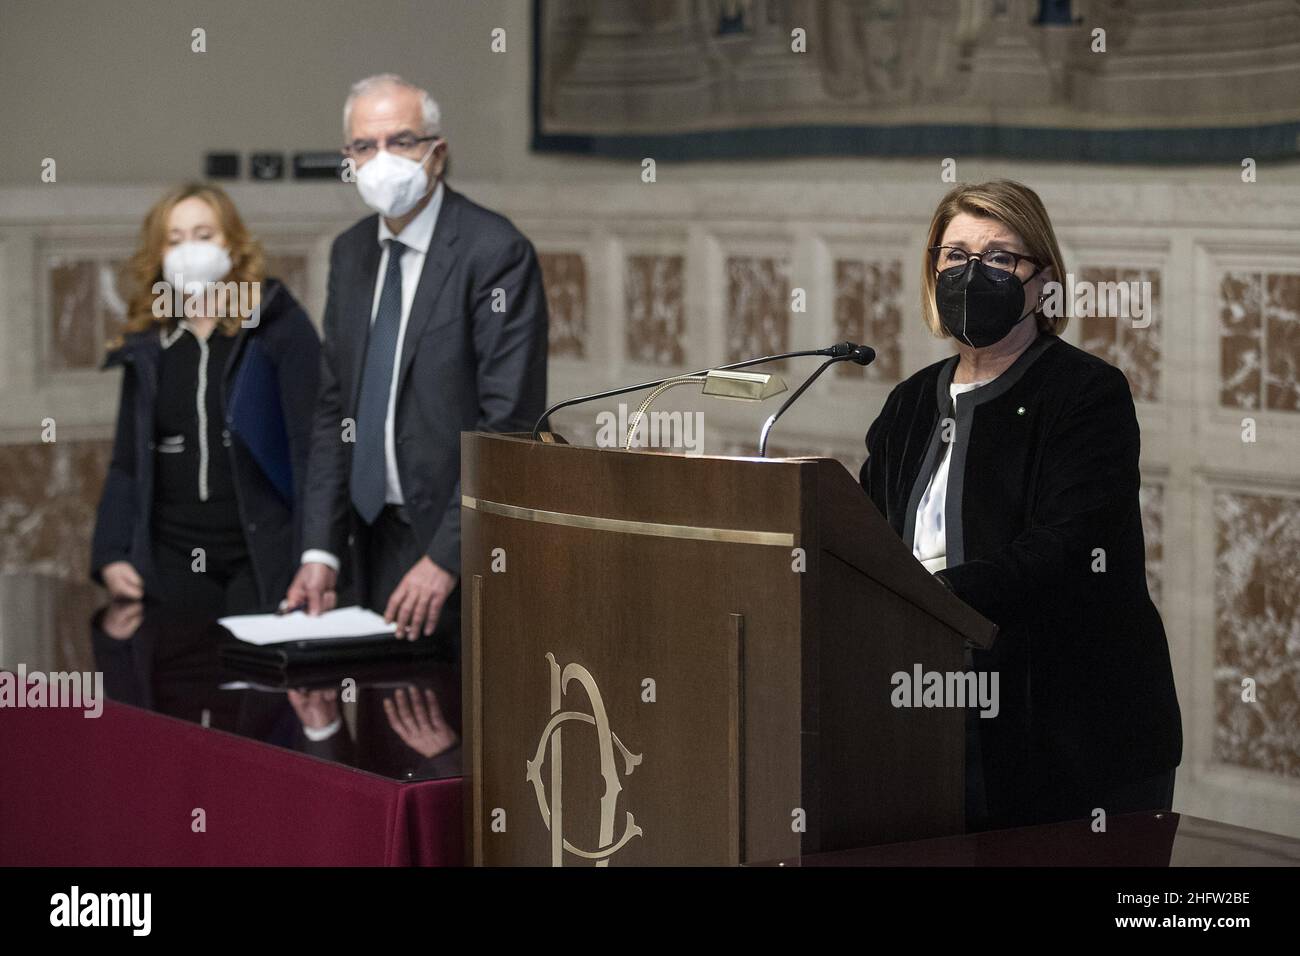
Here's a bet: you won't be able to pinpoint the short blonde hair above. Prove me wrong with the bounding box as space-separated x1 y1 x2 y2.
921 180 1067 338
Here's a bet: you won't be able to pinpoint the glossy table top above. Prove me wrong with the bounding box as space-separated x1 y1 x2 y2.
0 573 461 783
6 574 1299 864
753 811 1300 866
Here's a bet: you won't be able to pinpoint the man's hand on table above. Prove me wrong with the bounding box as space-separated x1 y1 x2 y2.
384 556 457 640
283 562 338 616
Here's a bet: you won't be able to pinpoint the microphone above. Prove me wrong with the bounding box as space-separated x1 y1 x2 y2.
758 342 875 457
531 343 859 440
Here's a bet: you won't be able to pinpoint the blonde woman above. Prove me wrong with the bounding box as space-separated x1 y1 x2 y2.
92 183 320 617
860 180 1181 832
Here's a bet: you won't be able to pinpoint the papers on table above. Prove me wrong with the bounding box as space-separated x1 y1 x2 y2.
217 606 397 646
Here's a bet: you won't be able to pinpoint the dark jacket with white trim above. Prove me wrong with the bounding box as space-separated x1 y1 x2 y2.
91 278 320 611
860 334 1182 828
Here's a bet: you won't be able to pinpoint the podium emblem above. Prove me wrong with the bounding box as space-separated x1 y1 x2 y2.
525 652 643 866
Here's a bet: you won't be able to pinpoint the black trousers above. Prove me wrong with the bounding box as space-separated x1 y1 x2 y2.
152 528 260 618
352 505 461 658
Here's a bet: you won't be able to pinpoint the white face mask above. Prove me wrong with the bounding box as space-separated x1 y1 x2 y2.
163 240 232 295
355 146 434 218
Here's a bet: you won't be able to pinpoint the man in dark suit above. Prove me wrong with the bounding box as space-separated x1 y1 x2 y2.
285 74 548 645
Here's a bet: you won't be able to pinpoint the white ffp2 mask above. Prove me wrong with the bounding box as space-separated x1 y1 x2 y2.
163 240 233 295
355 147 433 218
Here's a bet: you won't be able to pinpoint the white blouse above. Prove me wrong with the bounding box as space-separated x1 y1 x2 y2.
913 380 990 574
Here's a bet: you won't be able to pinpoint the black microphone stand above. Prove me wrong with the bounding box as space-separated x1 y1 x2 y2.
758 346 876 457
530 343 856 440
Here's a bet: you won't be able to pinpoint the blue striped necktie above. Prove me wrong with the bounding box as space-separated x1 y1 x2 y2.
350 239 406 524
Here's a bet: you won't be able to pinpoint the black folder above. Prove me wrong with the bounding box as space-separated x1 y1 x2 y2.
218 633 444 683
226 337 294 503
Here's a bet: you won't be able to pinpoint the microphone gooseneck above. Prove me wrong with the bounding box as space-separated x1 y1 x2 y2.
530 343 857 440
758 343 876 457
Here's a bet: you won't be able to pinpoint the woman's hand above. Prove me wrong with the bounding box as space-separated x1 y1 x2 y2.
101 561 144 600
101 599 144 640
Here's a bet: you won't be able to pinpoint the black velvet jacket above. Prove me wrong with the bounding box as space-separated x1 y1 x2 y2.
91 279 320 610
860 334 1182 828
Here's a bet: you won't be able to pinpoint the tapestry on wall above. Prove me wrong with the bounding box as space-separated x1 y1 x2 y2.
532 0 1300 163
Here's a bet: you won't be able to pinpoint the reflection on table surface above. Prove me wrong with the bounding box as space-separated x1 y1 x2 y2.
751 811 1300 867
0 573 461 783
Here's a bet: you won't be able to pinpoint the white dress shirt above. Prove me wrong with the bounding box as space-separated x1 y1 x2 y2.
301 181 445 574
913 379 989 574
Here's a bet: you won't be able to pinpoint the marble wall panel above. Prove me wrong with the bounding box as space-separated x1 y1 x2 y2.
832 258 902 383
539 251 587 359
1219 270 1300 412
48 257 128 370
1076 266 1161 402
726 255 789 368
625 254 686 367
1263 273 1300 412
1213 489 1300 777
0 440 112 581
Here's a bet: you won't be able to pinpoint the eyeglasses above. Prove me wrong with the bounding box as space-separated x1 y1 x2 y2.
929 245 1041 274
341 134 439 161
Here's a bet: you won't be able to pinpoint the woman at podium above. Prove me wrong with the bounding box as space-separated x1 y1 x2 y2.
91 183 321 618
859 179 1181 832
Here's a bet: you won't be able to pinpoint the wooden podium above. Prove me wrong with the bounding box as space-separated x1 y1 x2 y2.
461 432 995 867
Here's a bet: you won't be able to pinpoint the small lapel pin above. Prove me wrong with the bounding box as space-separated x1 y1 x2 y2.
1016 406 1026 416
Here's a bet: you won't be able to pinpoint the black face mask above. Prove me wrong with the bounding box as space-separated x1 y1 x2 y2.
935 259 1041 348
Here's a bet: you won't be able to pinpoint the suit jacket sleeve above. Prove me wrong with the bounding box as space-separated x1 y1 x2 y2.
300 238 351 559
272 306 322 557
425 234 549 575
90 366 139 582
935 364 1140 632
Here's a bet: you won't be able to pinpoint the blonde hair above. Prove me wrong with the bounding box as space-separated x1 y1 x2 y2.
117 182 264 344
921 180 1067 338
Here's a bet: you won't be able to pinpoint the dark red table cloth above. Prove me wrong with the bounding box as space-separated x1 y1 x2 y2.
0 698 463 866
